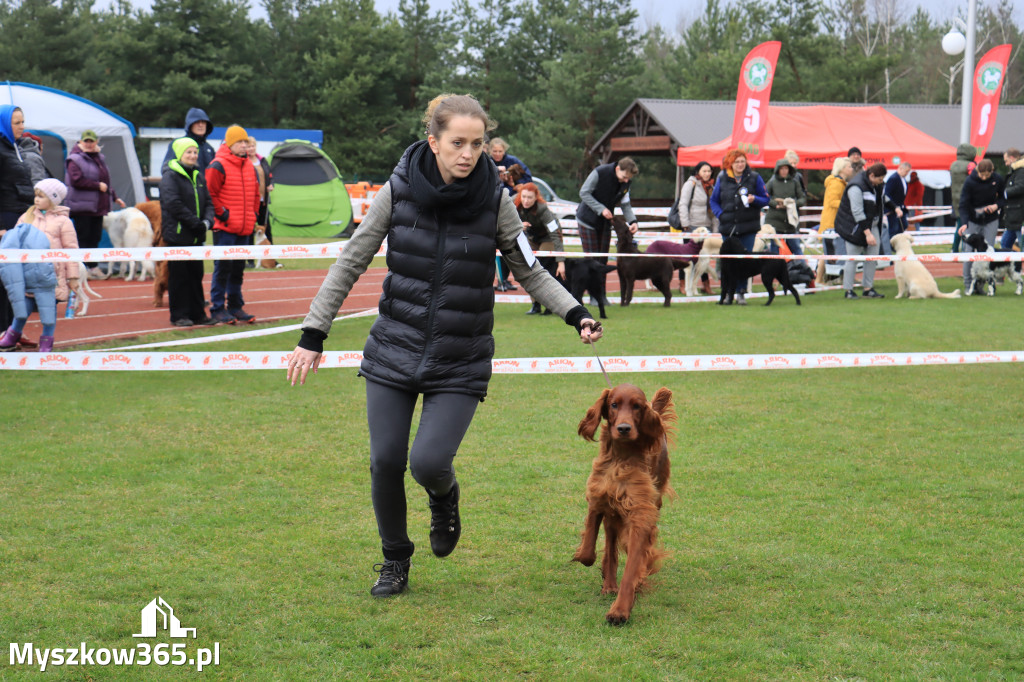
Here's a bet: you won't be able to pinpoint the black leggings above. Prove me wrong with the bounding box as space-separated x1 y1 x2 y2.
72 215 105 268
365 379 479 561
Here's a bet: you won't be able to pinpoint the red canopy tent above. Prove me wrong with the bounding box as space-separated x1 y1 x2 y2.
676 105 957 170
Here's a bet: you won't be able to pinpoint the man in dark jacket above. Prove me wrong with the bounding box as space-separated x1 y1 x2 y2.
1002 147 1024 250
162 108 216 174
835 163 887 299
883 162 911 235
576 157 639 264
949 142 976 253
958 158 1005 293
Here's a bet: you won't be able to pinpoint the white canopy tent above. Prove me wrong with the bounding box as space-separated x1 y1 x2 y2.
1 81 146 205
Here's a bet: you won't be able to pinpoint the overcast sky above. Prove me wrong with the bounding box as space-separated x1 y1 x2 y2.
118 0 1023 36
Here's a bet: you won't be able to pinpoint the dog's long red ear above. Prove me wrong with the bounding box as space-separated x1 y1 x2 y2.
578 389 610 442
651 388 675 423
648 387 676 444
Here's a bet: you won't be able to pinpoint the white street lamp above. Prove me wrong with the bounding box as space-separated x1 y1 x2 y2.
942 0 978 144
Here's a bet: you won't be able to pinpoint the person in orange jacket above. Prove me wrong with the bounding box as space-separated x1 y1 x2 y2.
206 125 260 324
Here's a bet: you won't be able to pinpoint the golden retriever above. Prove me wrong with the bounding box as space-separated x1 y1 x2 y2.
890 232 961 299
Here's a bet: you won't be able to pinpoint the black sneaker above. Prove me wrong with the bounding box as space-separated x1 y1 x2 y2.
844 290 858 299
370 558 410 597
195 316 219 326
862 288 885 299
229 308 256 323
525 303 541 315
210 309 236 325
172 318 194 327
428 481 461 558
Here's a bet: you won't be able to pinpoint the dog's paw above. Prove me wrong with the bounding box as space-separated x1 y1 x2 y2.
600 583 618 595
605 606 630 625
572 550 596 567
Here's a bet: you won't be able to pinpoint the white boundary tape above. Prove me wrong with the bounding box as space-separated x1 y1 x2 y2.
3 349 1021 372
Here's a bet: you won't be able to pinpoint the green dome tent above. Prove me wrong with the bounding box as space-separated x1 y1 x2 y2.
267 140 353 238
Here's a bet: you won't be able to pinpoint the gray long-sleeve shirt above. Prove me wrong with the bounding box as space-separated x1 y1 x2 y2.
302 182 585 338
579 168 637 224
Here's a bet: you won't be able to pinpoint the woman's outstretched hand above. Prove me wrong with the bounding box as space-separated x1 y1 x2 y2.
287 347 323 386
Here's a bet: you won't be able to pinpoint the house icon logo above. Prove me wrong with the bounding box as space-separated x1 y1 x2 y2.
132 597 197 639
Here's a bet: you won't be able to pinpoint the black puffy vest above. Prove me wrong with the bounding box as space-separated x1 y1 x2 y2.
575 163 630 228
834 171 882 237
716 169 762 236
360 148 503 398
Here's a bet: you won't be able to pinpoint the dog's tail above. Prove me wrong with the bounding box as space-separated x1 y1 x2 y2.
935 289 962 299
81 279 102 298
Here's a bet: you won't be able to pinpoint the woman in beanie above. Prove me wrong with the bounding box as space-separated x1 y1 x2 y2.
205 124 260 324
66 130 126 278
161 138 217 327
286 94 603 598
0 105 35 335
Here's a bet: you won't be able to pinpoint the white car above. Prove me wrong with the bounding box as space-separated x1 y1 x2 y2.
532 177 578 221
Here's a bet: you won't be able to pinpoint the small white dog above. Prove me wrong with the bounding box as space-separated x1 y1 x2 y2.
71 269 102 316
890 232 961 299
688 233 722 297
679 227 710 296
103 207 155 281
753 224 779 253
963 232 1024 296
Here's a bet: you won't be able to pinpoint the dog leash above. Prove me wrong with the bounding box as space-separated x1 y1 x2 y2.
585 321 612 389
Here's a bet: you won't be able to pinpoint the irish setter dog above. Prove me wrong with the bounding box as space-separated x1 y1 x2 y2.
573 384 675 625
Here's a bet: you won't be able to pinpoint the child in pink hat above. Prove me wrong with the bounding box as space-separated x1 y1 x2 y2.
0 179 80 351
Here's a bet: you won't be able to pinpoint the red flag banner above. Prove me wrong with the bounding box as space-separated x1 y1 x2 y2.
970 43 1012 162
730 41 782 165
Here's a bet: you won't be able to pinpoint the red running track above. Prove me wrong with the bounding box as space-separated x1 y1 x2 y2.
27 260 964 349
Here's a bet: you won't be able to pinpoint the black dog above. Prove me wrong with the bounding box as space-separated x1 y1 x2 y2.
963 232 1024 296
564 259 616 319
611 217 673 306
718 235 801 306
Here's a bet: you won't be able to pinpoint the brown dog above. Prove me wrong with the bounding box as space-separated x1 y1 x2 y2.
611 217 673 306
135 201 167 308
573 384 675 625
253 228 279 269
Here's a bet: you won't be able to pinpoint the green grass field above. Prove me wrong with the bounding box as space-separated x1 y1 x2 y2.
3 278 1023 680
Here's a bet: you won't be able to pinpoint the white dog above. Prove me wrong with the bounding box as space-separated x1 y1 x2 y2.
686 233 722 297
890 233 961 299
752 224 779 253
103 207 155 281
678 227 710 296
71 271 102 316
963 232 1024 296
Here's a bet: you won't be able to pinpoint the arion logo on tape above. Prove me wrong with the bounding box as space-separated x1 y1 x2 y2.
101 354 133 368
220 353 253 367
39 354 70 367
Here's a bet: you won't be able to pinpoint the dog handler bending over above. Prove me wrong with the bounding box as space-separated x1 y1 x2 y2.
287 94 603 597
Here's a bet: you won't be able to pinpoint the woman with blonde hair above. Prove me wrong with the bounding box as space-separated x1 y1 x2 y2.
287 94 603 597
816 156 854 284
